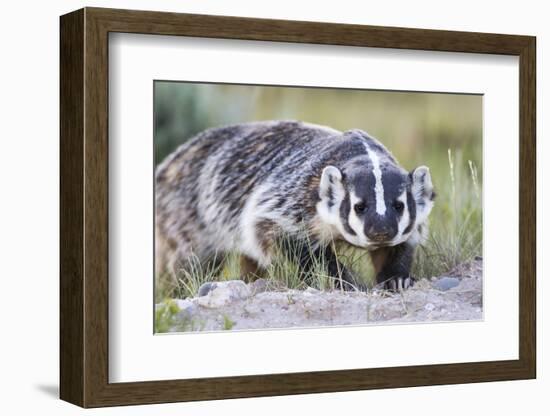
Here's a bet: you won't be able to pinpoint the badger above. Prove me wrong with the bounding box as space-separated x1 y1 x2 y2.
155 120 435 291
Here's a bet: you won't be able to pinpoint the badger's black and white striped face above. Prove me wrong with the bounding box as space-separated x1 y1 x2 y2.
316 155 434 249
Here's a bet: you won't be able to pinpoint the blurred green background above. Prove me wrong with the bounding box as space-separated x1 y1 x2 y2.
154 81 482 298
154 82 482 173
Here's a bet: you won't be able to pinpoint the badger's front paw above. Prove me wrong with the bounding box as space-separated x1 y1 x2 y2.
378 275 415 292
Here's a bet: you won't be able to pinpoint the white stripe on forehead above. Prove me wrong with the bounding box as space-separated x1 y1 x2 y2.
363 143 386 215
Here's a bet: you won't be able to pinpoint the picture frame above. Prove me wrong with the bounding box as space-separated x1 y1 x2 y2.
60 7 536 408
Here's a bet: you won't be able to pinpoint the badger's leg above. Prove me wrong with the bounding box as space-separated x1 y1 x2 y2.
240 255 266 282
322 245 365 291
370 242 415 291
160 234 225 284
155 227 174 278
155 225 192 288
281 239 361 291
238 218 276 281
166 240 194 277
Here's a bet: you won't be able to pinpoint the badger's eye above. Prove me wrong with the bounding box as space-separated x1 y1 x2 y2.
393 200 405 213
354 202 366 214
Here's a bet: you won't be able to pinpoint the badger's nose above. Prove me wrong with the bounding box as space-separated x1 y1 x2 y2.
366 225 392 242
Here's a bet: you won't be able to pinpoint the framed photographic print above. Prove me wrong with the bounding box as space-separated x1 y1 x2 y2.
60 7 536 408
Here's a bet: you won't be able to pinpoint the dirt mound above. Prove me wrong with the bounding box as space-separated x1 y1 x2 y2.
157 258 483 332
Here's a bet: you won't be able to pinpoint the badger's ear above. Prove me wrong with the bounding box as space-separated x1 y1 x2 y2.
411 166 435 223
411 166 434 201
319 165 345 205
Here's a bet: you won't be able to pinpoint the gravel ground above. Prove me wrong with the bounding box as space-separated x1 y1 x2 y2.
159 258 483 332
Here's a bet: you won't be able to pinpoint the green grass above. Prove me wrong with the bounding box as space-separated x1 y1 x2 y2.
412 149 482 278
154 299 206 332
159 231 375 300
174 251 225 299
156 147 482 301
154 299 180 333
222 315 236 330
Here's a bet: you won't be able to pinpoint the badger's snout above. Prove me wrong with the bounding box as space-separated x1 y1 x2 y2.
366 222 397 242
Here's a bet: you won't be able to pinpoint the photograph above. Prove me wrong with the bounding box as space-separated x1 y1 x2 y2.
153 82 483 333
53 4 538 409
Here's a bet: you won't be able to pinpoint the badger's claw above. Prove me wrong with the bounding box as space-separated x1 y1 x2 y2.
382 276 415 292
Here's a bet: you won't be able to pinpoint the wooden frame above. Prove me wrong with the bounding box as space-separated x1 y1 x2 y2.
60 7 536 408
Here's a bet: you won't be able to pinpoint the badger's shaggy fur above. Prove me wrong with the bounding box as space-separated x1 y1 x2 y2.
156 121 435 291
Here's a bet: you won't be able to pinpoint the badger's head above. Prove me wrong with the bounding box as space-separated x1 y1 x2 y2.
316 157 435 249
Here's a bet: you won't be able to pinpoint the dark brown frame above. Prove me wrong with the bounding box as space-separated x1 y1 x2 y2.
60 7 536 408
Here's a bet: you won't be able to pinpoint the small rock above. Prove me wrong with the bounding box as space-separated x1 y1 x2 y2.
175 299 194 310
198 282 217 297
425 303 435 311
196 280 251 308
433 277 460 291
175 299 197 319
248 278 269 295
